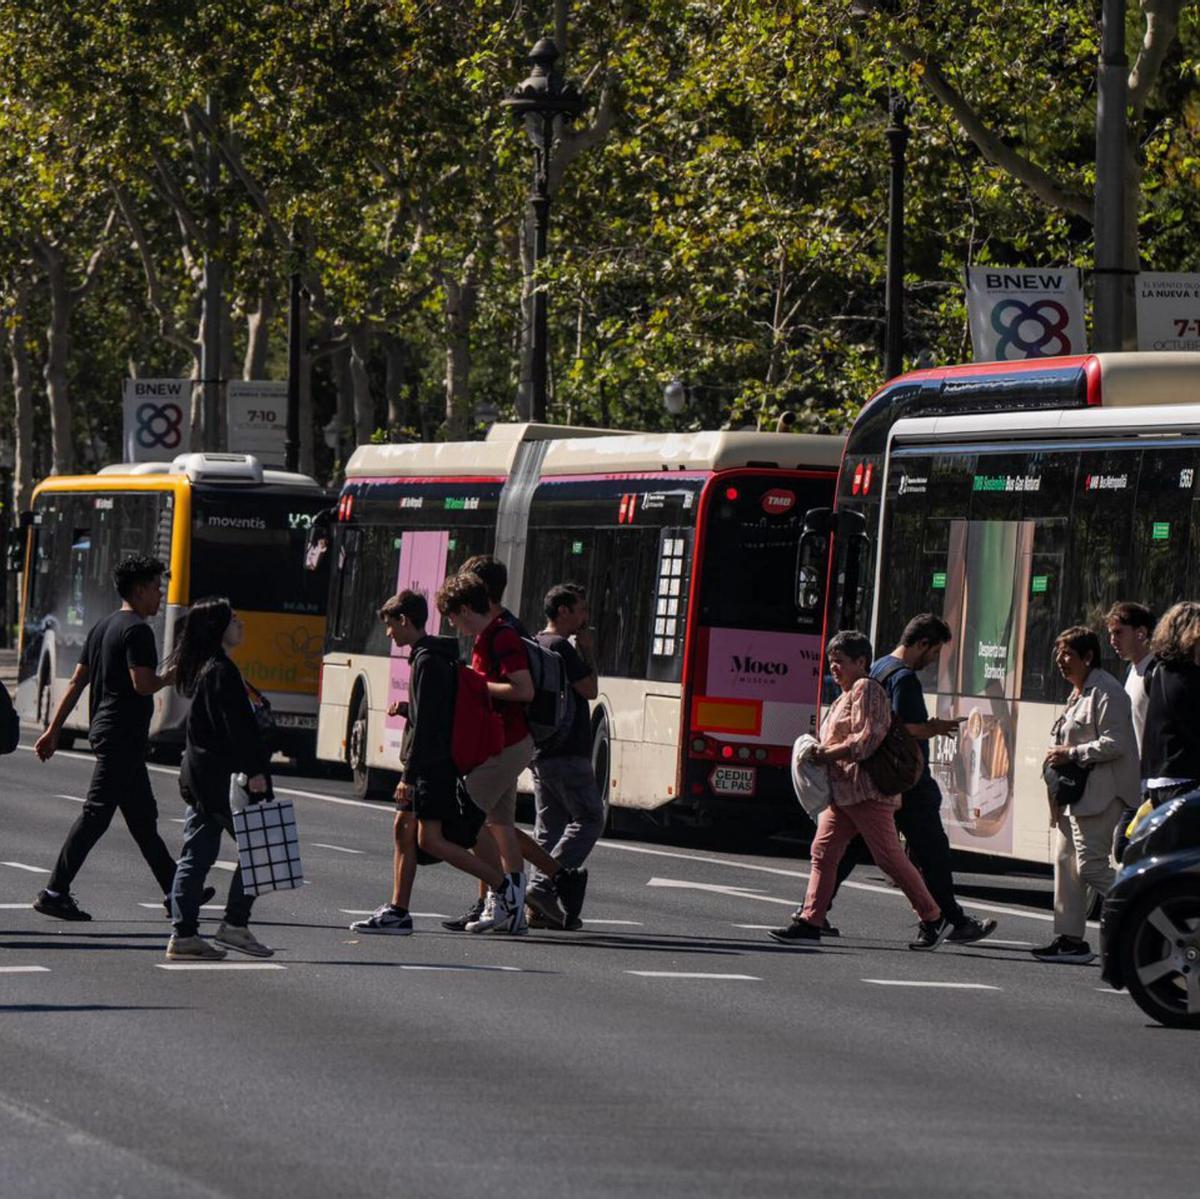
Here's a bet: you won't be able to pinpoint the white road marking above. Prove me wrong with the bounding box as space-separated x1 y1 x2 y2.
984 939 1035 948
626 971 761 980
732 923 780 930
1095 987 1127 995
0 903 33 909
647 877 797 906
138 903 224 911
212 861 238 872
311 843 363 855
340 909 449 918
582 919 643 926
156 963 286 971
1 862 45 874
0 966 50 974
55 794 86 804
862 979 1001 990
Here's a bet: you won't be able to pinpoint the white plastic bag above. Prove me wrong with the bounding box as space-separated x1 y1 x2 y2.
790 734 831 820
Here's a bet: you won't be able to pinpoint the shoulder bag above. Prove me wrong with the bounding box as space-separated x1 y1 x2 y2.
1042 713 1091 808
861 680 925 795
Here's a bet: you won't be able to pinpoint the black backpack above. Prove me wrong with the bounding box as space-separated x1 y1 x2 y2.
0 680 20 755
523 635 577 752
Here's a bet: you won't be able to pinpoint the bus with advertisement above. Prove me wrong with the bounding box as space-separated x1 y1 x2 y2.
799 351 1200 864
16 453 331 761
314 423 844 827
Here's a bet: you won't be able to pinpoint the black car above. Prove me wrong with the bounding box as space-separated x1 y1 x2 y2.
1101 791 1200 1029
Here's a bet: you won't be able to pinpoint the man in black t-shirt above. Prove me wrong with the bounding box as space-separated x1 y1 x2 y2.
32 555 180 922
526 583 603 929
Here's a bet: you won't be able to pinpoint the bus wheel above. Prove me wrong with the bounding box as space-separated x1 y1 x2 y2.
591 713 613 832
348 691 387 799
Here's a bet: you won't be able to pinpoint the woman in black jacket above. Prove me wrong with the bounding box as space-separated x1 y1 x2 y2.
166 598 274 960
1140 601 1200 810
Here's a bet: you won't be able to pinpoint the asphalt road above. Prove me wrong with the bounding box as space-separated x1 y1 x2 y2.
2 737 1197 1198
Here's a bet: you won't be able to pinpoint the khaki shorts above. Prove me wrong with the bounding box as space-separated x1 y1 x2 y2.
463 736 533 825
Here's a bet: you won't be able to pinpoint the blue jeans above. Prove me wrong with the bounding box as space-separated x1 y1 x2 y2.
170 806 253 938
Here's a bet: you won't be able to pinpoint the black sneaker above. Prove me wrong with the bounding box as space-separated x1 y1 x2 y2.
442 898 485 932
525 887 567 929
768 917 822 945
909 916 952 951
821 921 841 938
33 890 91 922
162 886 217 918
555 866 589 923
1031 935 1095 964
946 916 998 945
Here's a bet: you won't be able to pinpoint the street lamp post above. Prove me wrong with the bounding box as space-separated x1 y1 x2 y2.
1094 0 1129 351
884 91 909 381
502 38 584 424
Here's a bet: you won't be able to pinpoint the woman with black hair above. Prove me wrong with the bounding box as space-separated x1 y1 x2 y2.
166 597 274 960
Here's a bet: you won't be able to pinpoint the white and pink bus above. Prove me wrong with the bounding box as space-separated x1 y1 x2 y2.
315 423 843 831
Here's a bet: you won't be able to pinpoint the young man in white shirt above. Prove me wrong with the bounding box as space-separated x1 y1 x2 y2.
1105 600 1155 863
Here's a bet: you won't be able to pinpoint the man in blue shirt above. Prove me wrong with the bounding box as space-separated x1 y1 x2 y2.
834 613 997 944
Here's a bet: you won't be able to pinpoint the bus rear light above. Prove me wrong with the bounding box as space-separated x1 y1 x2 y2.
721 745 734 759
851 462 864 495
691 737 708 753
690 783 705 796
724 486 739 501
862 462 874 494
736 746 751 761
754 748 767 761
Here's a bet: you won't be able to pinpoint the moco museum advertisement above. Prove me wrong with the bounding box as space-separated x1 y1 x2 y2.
929 520 1035 854
965 267 1086 361
1135 272 1200 351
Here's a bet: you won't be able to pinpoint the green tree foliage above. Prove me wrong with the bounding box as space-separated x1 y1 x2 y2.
1 0 1198 486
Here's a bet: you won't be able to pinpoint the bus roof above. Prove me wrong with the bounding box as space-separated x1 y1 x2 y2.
346 423 844 479
848 352 1200 455
85 454 323 490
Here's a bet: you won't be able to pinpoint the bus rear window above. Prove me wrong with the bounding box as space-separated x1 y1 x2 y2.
191 492 329 615
699 476 831 634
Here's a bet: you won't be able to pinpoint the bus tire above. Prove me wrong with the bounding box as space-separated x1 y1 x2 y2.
591 711 613 833
348 688 388 800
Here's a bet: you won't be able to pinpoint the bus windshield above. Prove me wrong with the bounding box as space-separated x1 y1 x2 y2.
699 475 828 635
191 490 329 615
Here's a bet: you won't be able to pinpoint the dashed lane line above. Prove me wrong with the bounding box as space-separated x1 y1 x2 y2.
311 843 364 855
138 903 225 911
156 963 286 971
626 971 761 980
581 919 643 926
1 862 45 874
986 939 1035 948
0 903 34 909
55 794 86 803
340 909 449 918
212 861 238 872
863 979 1001 990
0 966 50 974
398 964 524 973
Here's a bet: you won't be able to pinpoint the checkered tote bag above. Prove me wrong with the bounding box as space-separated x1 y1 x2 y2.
229 777 304 896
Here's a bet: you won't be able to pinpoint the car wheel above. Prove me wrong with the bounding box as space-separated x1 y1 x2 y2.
348 690 388 799
591 712 612 832
1119 881 1200 1029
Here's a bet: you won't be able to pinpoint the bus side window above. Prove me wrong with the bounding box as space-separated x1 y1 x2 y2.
67 528 91 626
332 528 362 646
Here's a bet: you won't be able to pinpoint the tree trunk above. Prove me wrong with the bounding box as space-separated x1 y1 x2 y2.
39 242 75 475
333 345 354 465
244 278 274 380
348 325 375 448
383 335 408 432
10 277 36 514
444 275 477 437
515 212 536 421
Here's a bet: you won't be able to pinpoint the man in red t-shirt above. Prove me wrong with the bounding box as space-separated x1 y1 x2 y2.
438 572 533 933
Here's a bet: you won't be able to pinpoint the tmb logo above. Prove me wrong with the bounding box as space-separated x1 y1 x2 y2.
731 655 789 677
760 488 795 516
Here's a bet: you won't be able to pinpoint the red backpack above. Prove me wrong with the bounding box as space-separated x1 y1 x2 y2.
450 664 504 775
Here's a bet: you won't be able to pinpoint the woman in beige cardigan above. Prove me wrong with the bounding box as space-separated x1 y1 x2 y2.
1036 626 1139 964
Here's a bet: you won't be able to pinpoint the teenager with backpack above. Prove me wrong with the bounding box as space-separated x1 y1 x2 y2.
349 590 508 935
32 555 186 922
440 556 585 933
167 598 275 960
526 584 602 929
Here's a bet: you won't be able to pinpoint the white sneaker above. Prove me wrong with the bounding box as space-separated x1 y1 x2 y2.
213 922 275 958
494 873 528 935
466 888 501 933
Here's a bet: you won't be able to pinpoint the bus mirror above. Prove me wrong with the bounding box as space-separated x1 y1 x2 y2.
837 510 870 631
794 508 833 615
303 508 335 572
5 532 25 575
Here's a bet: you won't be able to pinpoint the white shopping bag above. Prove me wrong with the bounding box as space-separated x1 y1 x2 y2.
229 775 304 896
791 734 831 820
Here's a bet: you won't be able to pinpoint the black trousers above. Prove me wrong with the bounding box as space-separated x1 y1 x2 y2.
48 749 178 895
831 775 965 924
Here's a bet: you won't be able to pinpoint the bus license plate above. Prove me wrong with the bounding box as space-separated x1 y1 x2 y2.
709 765 756 797
273 713 318 730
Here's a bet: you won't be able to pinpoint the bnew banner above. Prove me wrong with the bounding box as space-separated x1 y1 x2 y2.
1135 272 1200 351
965 267 1086 361
122 378 189 463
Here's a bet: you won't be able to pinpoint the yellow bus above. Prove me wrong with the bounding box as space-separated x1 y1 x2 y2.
16 453 331 762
